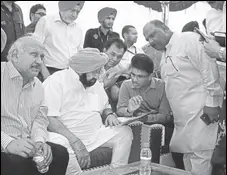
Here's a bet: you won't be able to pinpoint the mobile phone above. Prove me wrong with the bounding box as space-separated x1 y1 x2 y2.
194 27 208 43
214 31 226 47
200 113 211 125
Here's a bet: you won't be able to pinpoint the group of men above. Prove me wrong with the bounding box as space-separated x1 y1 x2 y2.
1 1 226 175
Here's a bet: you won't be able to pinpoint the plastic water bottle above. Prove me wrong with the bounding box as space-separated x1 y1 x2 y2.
140 142 152 175
33 148 49 173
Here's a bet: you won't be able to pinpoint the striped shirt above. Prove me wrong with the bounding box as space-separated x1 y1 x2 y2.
1 61 49 151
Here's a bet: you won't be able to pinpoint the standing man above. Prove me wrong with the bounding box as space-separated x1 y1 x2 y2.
143 20 223 175
26 4 46 33
84 7 120 52
204 39 226 175
34 1 85 78
1 35 69 175
206 1 226 37
1 1 25 62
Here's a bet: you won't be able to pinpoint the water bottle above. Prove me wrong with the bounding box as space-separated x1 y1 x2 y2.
140 142 152 175
33 147 49 173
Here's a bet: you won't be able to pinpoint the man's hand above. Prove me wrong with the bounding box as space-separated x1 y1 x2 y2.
103 72 120 89
6 138 36 158
203 39 221 59
105 114 121 127
69 139 90 169
36 142 53 168
203 106 221 123
127 95 143 113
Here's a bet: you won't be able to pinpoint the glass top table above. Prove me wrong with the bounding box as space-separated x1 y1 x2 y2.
82 161 192 175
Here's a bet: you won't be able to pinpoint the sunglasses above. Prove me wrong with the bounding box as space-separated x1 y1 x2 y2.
35 12 46 16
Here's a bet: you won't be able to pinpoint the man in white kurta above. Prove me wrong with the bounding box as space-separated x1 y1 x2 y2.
206 1 226 37
43 48 133 175
143 20 224 175
34 1 85 78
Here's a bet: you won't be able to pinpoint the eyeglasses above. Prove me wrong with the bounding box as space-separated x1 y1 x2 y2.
130 72 150 80
35 12 46 16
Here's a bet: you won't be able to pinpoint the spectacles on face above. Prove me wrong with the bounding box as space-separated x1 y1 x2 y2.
35 12 46 17
130 72 150 80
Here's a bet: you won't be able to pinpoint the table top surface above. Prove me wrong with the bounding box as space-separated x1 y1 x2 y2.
82 161 192 175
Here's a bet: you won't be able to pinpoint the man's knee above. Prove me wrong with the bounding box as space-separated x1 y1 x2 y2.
48 142 69 163
117 126 133 141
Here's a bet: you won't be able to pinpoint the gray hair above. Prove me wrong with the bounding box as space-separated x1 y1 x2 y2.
7 34 44 61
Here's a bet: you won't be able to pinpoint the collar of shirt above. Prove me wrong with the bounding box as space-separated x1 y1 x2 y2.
98 26 111 36
6 61 36 87
54 12 77 26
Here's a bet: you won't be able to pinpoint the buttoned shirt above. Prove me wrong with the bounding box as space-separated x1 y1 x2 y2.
117 78 171 122
160 32 223 153
84 27 120 52
1 61 49 151
43 68 119 151
1 2 25 62
34 13 83 69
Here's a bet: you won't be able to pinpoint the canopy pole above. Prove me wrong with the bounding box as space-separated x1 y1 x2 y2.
161 1 170 26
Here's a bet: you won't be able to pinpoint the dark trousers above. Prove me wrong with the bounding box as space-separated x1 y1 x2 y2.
1 142 69 175
211 91 226 175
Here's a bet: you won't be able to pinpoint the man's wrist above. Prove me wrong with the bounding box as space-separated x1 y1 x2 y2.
102 108 114 121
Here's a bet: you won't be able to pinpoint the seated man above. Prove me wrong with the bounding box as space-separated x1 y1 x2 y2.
1 35 69 175
99 37 127 111
43 48 133 175
117 53 172 124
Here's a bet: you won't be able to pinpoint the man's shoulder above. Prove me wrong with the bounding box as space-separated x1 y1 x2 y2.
109 31 120 38
1 62 7 74
121 79 132 88
153 78 165 88
86 28 99 34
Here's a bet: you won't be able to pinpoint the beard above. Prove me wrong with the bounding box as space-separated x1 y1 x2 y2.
79 74 97 88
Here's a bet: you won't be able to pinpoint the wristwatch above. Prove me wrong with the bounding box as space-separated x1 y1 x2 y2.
218 47 225 61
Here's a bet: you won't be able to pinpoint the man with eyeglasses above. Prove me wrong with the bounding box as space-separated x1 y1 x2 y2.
117 53 172 124
26 4 46 33
33 1 85 80
143 20 224 175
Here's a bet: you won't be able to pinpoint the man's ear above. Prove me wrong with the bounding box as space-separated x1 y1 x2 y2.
11 49 19 62
30 13 34 22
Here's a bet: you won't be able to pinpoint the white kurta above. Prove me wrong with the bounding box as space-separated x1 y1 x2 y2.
206 2 226 37
160 32 223 153
43 68 119 151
